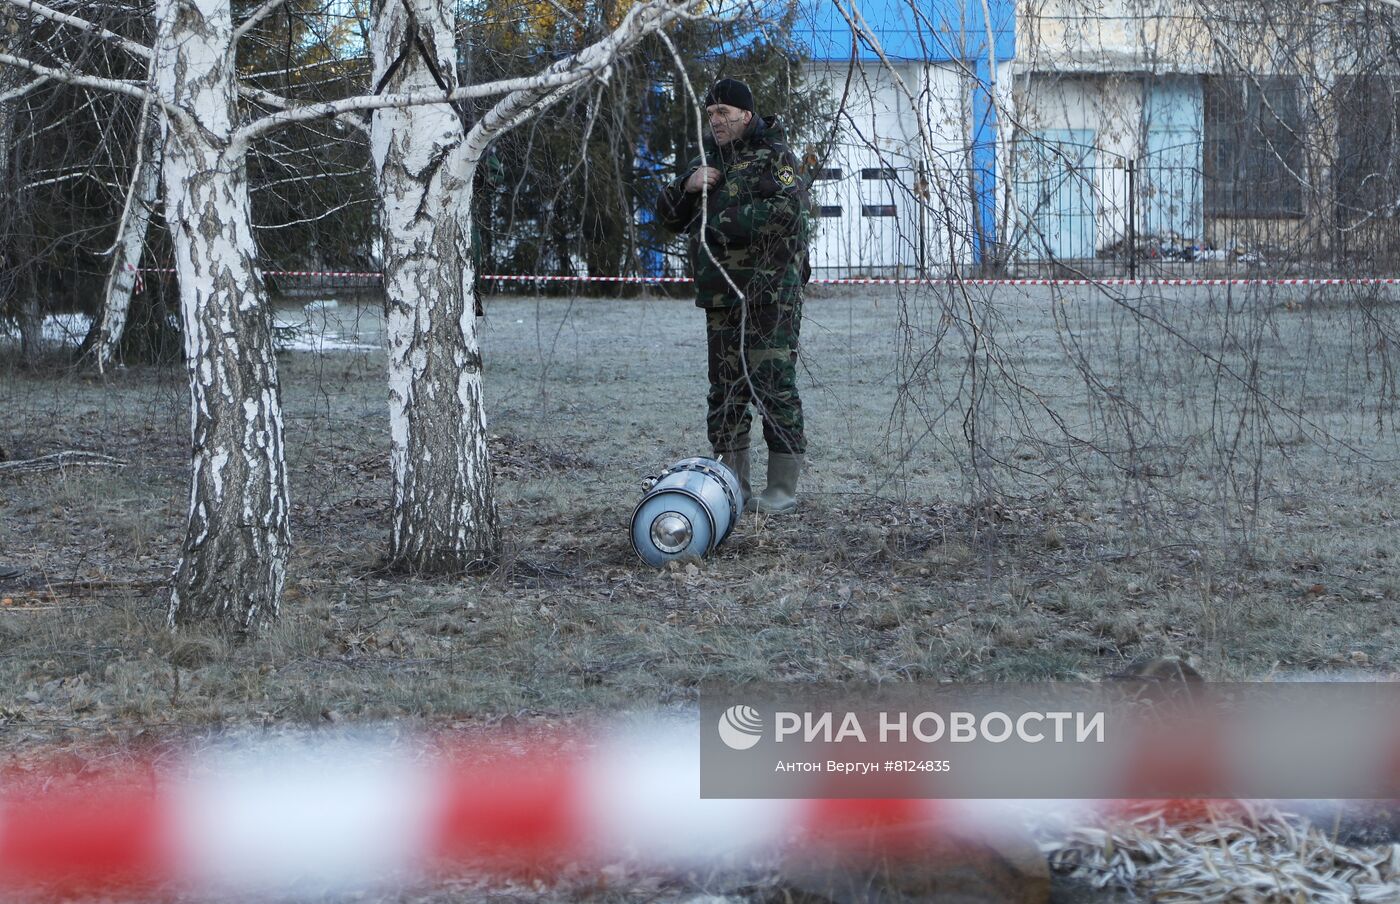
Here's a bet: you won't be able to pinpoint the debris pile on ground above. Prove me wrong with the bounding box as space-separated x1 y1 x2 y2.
1043 802 1400 903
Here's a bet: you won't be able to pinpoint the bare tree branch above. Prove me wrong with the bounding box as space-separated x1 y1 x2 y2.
0 451 127 475
0 73 46 101
232 0 705 154
97 89 154 257
0 47 197 133
1 0 151 60
237 81 369 137
0 49 155 105
463 0 700 164
232 64 606 153
240 56 368 82
232 0 287 44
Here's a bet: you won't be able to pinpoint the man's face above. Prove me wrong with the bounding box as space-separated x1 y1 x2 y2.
707 104 753 146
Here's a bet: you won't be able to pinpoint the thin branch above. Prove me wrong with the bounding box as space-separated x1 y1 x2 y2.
653 27 753 305
0 50 142 99
0 49 197 133
0 73 47 101
251 167 371 192
240 56 369 82
462 0 696 163
237 82 369 137
23 170 124 190
238 82 291 109
251 195 373 229
98 89 155 256
466 82 575 153
232 0 287 44
231 0 702 155
0 451 127 476
1 0 151 60
231 66 598 154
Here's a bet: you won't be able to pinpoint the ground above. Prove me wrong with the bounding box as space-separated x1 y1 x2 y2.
1 284 1398 901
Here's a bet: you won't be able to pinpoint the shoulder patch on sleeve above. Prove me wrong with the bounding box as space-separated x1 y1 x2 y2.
776 164 796 187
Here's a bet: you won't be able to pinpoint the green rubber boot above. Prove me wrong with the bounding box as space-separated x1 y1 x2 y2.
754 452 802 515
715 447 752 513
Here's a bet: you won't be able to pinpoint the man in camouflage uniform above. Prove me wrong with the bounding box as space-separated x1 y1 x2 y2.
656 78 812 514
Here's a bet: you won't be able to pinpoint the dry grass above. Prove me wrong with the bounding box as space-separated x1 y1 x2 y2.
1042 801 1400 903
1 285 1399 900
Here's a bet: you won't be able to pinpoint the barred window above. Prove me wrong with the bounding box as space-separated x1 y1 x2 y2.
1204 77 1304 217
819 205 843 217
861 204 896 217
812 168 842 181
1336 76 1400 220
861 168 898 180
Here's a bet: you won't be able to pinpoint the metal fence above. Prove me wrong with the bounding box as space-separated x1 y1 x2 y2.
258 155 1400 286
1006 155 1400 277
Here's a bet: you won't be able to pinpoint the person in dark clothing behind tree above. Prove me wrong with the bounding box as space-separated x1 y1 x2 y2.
656 78 813 514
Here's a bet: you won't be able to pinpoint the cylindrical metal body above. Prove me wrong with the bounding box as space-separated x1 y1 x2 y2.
630 457 742 568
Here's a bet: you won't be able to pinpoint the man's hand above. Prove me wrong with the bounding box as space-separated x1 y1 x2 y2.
685 166 722 194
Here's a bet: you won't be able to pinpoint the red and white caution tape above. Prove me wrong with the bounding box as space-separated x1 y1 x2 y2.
263 269 384 278
803 276 1400 287
123 263 145 294
481 274 691 283
478 274 1400 287
2 710 1399 898
132 268 381 279
0 720 1176 898
130 268 1400 288
0 726 981 896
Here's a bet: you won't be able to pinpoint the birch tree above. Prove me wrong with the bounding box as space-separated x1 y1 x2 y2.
0 8 50 365
0 12 22 355
371 0 699 574
82 102 164 372
371 0 499 573
1 0 710 622
152 0 291 629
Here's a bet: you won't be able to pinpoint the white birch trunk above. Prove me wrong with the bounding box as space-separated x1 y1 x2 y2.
370 0 499 573
0 12 16 220
156 0 289 628
0 66 12 213
7 99 43 365
88 110 163 372
1 44 37 363
17 291 44 363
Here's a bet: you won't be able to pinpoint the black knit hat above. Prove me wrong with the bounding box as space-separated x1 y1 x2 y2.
704 78 754 113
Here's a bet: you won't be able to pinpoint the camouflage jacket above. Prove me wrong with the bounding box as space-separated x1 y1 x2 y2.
656 116 812 308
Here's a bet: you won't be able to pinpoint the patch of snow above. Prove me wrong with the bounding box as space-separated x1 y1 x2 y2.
274 310 381 353
276 331 381 353
45 313 93 344
0 312 94 347
2 306 380 354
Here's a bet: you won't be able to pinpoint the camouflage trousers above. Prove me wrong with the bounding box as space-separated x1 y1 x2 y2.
705 293 806 455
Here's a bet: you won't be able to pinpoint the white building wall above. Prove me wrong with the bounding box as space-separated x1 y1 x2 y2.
1018 0 1212 74
993 59 1019 264
804 60 975 278
1008 73 1145 260
915 62 977 274
1011 0 1218 264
